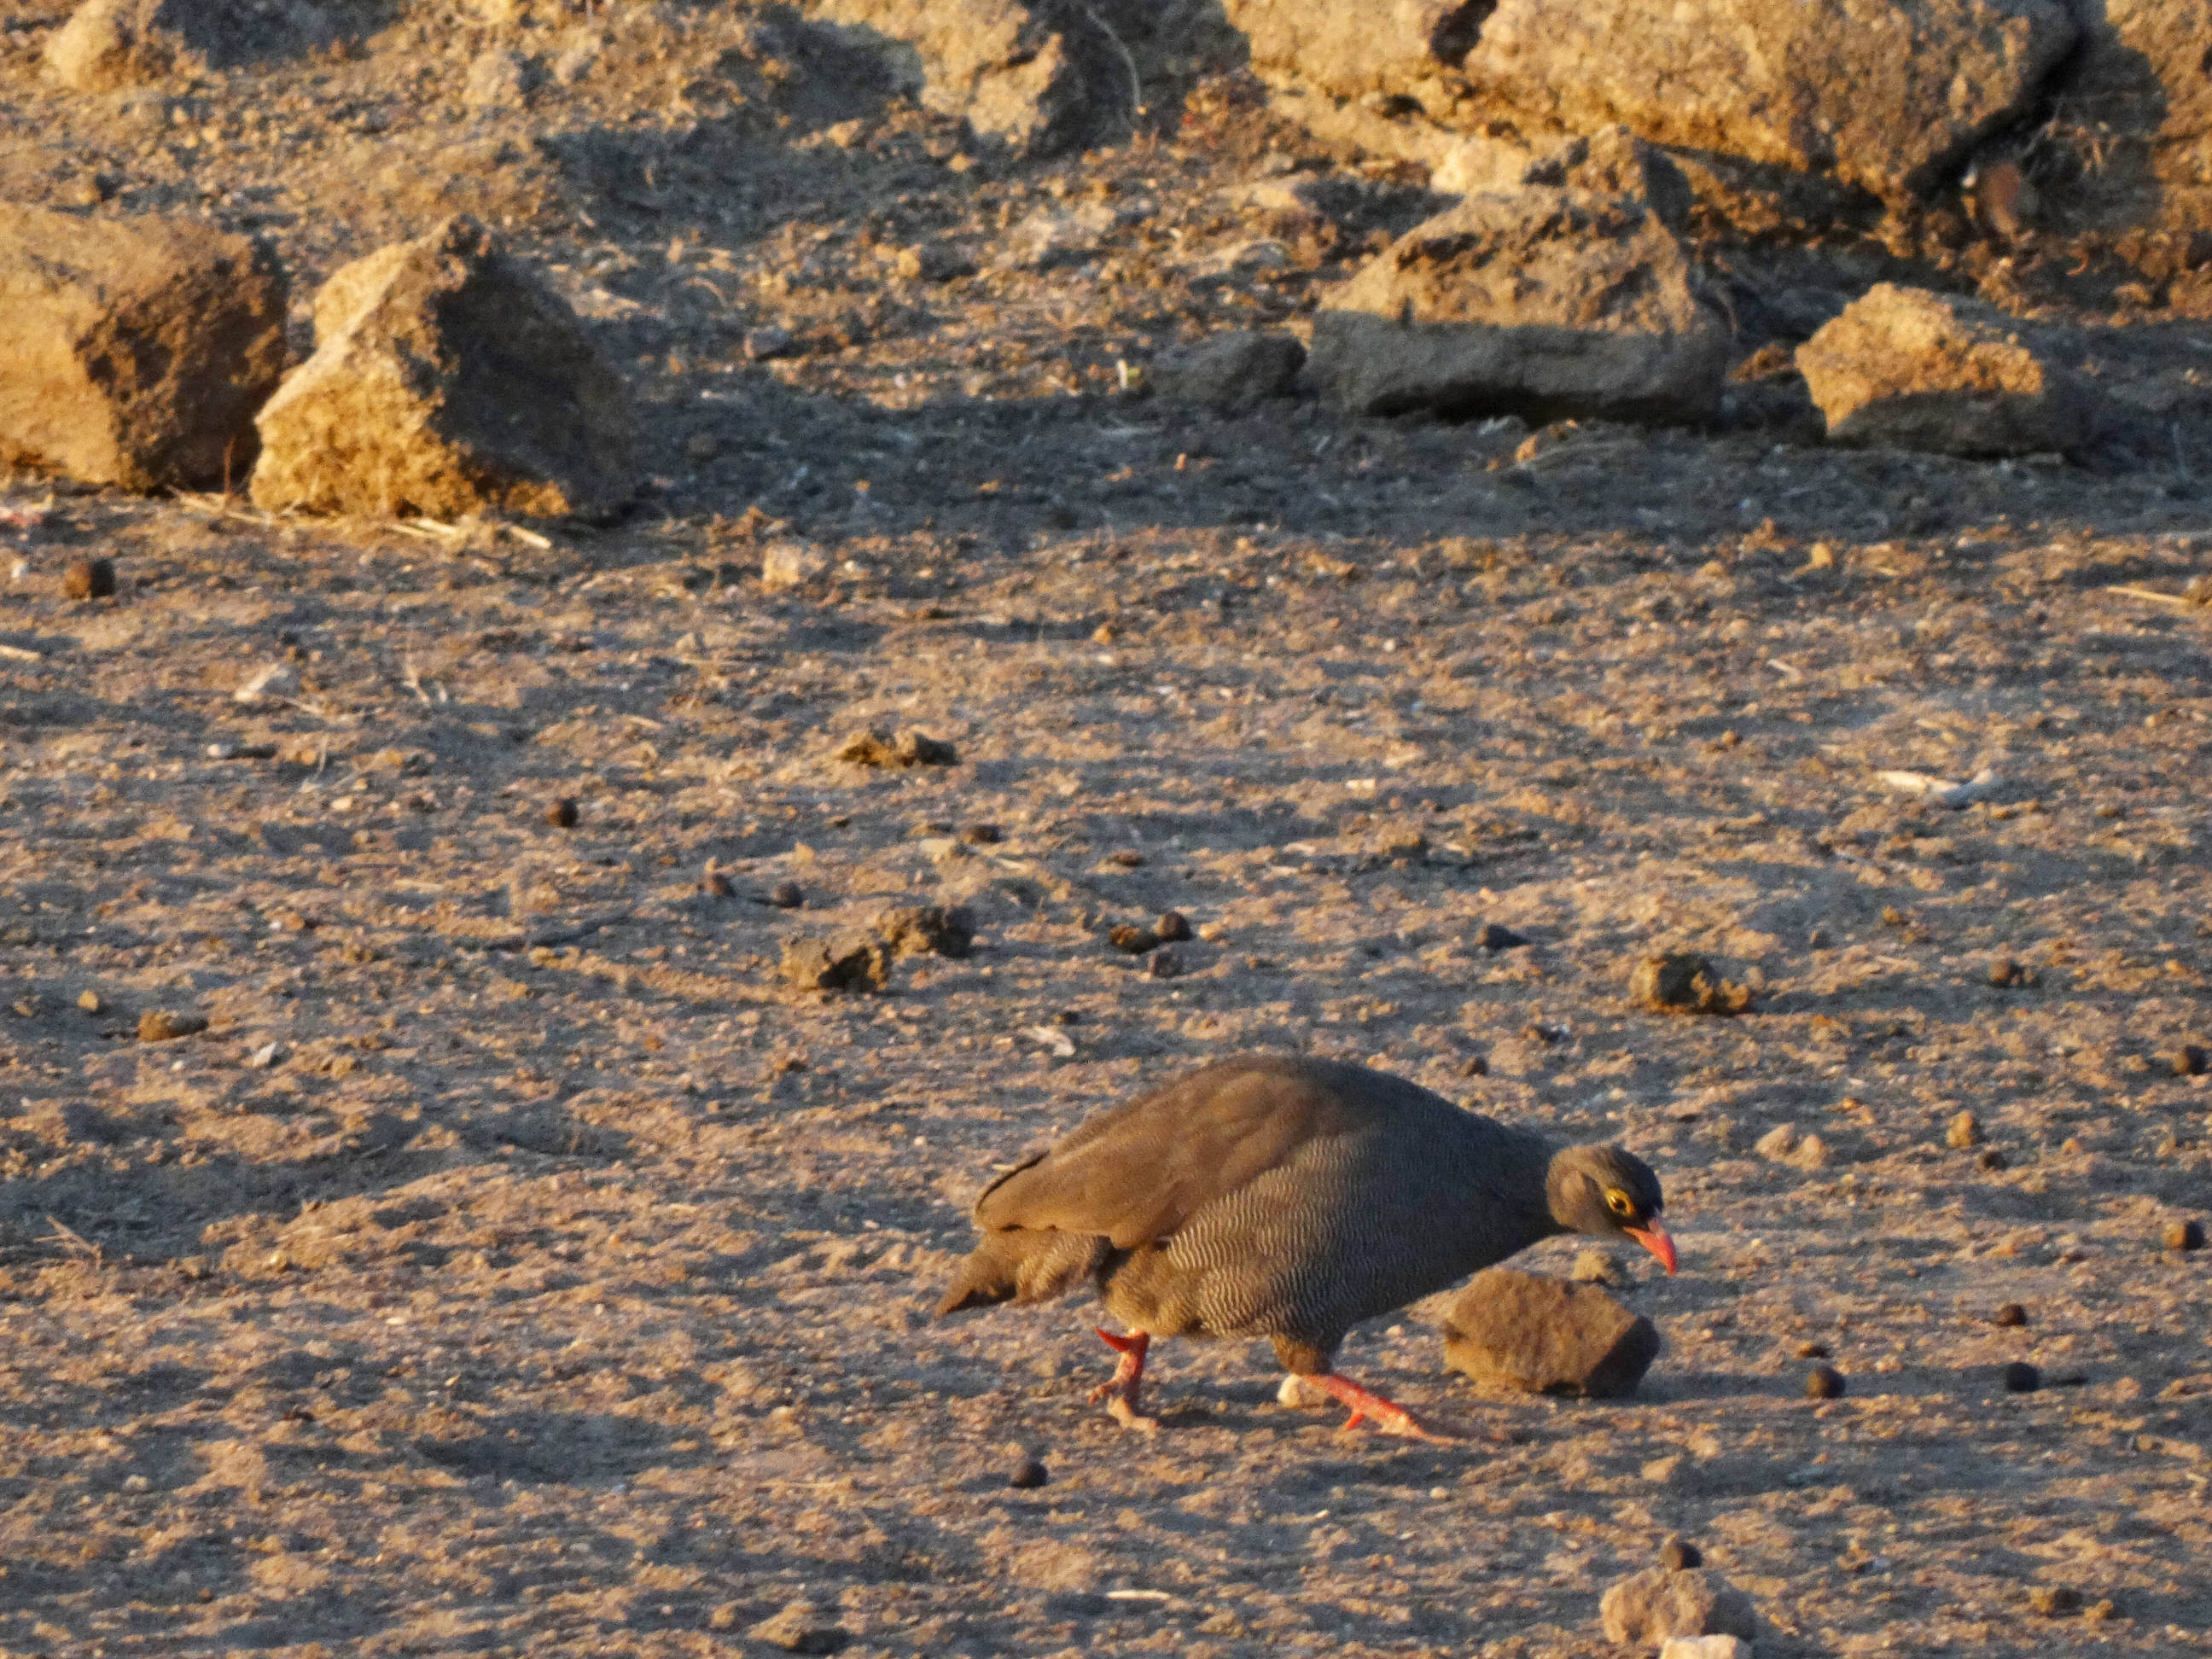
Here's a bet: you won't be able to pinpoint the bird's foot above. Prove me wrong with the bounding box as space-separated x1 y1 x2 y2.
1307 1372 1457 1444
1090 1328 1155 1431
1103 1394 1161 1435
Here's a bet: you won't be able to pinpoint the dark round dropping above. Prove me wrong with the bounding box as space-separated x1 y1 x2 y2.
1007 1456 1048 1490
2174 1044 2209 1078
2002 1361 2040 1394
1154 910 1193 943
1805 1364 1847 1400
62 556 116 600
544 796 579 829
1659 1536 1702 1571
2163 1218 2205 1253
768 881 804 910
1993 1302 2028 1327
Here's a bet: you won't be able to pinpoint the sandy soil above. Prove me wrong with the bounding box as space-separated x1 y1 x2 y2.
1 4 2210 1656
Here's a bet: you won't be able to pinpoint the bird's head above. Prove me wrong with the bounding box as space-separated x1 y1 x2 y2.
1545 1144 1676 1273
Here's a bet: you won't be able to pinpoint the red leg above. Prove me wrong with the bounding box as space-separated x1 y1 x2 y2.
1088 1328 1158 1433
1307 1372 1453 1443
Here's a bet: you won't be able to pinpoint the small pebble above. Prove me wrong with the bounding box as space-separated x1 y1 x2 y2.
2001 1361 2040 1394
701 870 735 899
1475 922 1528 951
1796 1340 1831 1358
2163 1218 2205 1252
1460 1055 1488 1077
1658 1536 1703 1570
1947 1109 1982 1150
1988 955 2024 987
1109 924 1158 955
1147 948 1183 980
1978 1148 2007 1171
2028 1585 2081 1617
961 823 1003 845
768 882 804 910
1805 1365 1847 1400
61 555 116 600
1993 1301 2028 1327
1154 910 1193 942
2174 1044 2209 1077
76 990 101 1014
1008 1456 1048 1489
544 796 579 829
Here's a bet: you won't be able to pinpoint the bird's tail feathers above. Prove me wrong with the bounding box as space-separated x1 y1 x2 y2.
934 1230 1108 1318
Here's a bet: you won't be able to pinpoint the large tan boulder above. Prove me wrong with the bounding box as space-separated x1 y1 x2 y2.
2063 0 2212 235
0 205 287 491
1303 131 1727 424
249 217 637 521
1796 283 2096 456
1224 0 2075 207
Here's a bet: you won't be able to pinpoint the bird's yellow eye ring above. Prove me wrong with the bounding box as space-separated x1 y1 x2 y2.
1605 1190 1633 1217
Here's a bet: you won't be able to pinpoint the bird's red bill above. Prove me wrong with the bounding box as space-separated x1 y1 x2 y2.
1626 1222 1678 1275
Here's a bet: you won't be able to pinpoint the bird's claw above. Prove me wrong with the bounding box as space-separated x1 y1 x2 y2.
1104 1394 1161 1435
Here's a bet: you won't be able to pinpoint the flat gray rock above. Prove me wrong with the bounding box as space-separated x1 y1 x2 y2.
1440 1266 1662 1398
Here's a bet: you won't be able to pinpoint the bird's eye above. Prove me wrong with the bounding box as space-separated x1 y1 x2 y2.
1604 1190 1633 1217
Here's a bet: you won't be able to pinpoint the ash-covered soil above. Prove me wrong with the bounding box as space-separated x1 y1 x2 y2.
1 3 2210 1656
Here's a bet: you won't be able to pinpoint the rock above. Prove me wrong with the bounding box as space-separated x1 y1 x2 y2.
748 1598 848 1654
760 538 830 592
1659 1537 1703 1571
745 325 800 361
1150 332 1306 413
1988 955 2026 987
2061 0 2212 236
1147 948 1183 979
232 662 297 706
463 45 532 107
1805 1364 1847 1400
44 0 332 90
1306 132 1727 424
812 0 1129 157
1629 953 1751 1016
834 728 958 768
1460 0 2075 204
1978 1148 2008 1171
780 933 891 994
1108 924 1159 955
1475 922 1528 951
249 217 637 521
61 556 114 600
1753 1124 1828 1171
0 206 286 492
1223 0 1487 109
701 869 735 899
961 823 1003 845
76 990 101 1014
1154 911 1193 943
2002 1361 2040 1393
1439 1267 1662 1399
1795 285 2097 457
2174 1043 2209 1077
544 797 579 829
2028 1585 2081 1617
767 882 804 910
1947 1110 1982 1150
1007 1455 1048 1489
1994 1301 2028 1326
137 1009 207 1042
896 730 958 765
876 904 975 959
2163 1219 2206 1252
1599 1566 1758 1646
1659 1639 1753 1659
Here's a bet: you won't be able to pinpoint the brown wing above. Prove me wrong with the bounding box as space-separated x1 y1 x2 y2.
972 1055 1408 1249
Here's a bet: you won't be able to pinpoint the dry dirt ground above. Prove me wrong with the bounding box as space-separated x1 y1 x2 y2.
3 4 2212 1657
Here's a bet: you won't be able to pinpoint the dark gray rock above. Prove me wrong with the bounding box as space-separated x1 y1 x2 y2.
1150 331 1306 413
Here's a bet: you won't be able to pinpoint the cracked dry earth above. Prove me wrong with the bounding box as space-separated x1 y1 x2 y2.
0 426 2209 1659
